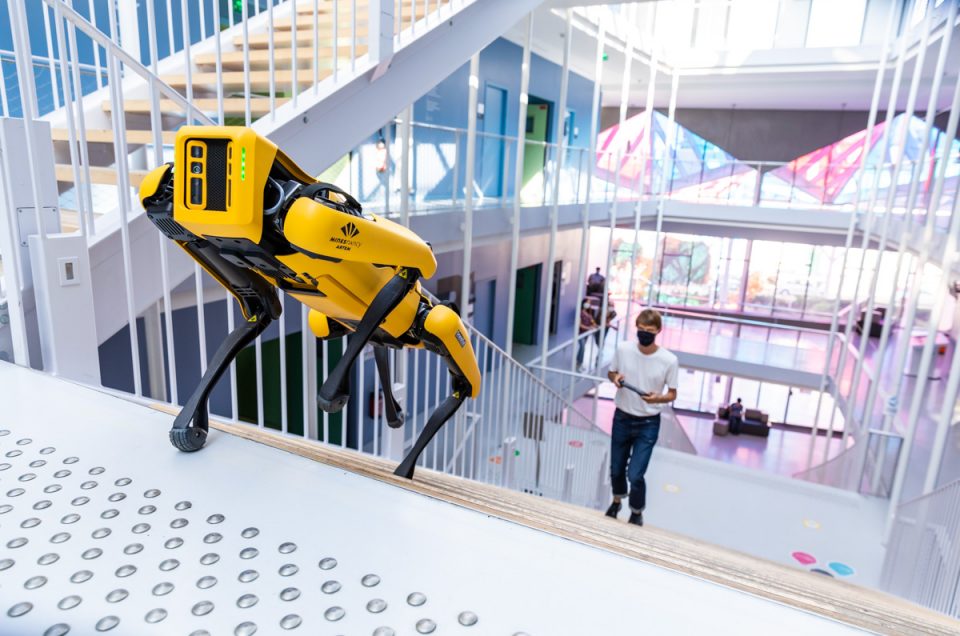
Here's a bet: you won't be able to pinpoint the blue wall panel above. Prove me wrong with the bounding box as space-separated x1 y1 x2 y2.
412 37 595 202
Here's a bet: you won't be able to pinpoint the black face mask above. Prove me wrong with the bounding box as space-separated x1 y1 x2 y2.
637 330 656 346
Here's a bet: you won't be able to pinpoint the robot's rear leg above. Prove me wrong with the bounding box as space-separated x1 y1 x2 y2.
374 346 404 428
318 269 417 413
170 312 273 452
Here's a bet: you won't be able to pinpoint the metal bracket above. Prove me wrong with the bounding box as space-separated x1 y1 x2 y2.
16 206 59 246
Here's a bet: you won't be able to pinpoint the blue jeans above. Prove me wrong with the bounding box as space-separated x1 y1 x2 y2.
610 409 660 513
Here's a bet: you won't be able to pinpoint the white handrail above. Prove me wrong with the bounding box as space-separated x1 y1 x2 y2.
41 0 215 125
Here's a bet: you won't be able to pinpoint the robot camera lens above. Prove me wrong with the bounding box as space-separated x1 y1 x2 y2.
191 162 203 174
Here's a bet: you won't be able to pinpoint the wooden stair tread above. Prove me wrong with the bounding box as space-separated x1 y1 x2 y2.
294 0 370 12
51 128 176 145
266 14 372 31
162 69 334 91
149 404 960 636
234 32 367 49
102 98 285 117
55 164 150 187
195 45 365 68
294 2 441 16
273 6 432 31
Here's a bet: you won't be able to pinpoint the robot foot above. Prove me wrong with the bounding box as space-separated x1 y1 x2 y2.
169 426 208 452
317 392 349 413
169 405 209 452
386 411 404 429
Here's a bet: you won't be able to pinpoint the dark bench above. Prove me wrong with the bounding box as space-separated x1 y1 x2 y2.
713 406 771 438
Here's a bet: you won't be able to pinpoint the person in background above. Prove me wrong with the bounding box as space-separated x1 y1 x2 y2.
605 309 679 526
587 267 606 294
577 299 598 370
729 398 744 436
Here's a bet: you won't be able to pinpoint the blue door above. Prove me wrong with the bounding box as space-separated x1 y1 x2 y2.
479 85 507 197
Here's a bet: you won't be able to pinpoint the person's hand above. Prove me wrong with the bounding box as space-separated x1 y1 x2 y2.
610 373 624 388
641 393 660 404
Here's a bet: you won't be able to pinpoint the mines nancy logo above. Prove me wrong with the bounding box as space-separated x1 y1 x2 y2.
330 222 361 250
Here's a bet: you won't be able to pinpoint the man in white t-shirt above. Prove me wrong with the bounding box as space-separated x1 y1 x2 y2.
605 308 678 526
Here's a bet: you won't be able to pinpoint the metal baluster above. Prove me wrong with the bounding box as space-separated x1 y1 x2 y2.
268 0 275 118
279 296 289 434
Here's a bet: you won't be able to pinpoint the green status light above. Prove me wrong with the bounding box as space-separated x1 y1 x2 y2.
241 147 246 181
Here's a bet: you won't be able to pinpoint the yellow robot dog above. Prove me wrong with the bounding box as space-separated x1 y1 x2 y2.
139 126 480 479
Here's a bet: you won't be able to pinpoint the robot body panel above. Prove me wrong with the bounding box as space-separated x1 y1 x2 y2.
275 251 421 338
283 197 437 278
172 126 277 244
139 125 480 479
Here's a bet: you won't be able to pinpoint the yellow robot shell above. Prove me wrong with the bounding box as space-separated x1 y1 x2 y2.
172 126 277 244
307 309 331 338
423 305 481 398
139 164 171 203
283 198 437 278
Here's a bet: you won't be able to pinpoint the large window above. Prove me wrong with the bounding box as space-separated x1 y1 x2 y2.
590 228 937 325
806 0 867 48
675 370 844 431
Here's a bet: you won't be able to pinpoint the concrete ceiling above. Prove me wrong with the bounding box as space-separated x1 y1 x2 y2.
504 3 960 113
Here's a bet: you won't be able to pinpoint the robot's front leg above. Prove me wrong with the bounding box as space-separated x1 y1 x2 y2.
394 377 469 479
374 346 404 429
394 303 480 479
169 240 281 452
170 313 272 451
317 268 419 413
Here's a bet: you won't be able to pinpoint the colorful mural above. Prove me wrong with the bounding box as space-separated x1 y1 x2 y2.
595 110 758 203
763 114 960 210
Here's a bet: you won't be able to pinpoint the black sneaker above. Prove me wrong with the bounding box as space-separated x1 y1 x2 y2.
605 501 622 518
628 511 643 526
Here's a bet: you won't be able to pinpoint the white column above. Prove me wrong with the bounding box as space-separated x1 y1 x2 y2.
538 10 573 373
505 14 534 357
460 54 480 320
400 106 412 226
624 17 658 341
143 302 167 400
116 0 142 64
569 23 606 375
646 72 680 304
598 31 636 363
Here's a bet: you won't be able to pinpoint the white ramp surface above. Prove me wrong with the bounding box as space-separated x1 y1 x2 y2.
0 363 867 635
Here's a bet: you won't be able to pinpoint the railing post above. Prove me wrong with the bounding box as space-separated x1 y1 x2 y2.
502 436 517 490
370 0 395 77
562 464 574 502
594 450 608 509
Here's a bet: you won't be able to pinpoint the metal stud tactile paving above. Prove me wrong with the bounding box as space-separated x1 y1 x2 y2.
0 364 867 635
0 427 503 636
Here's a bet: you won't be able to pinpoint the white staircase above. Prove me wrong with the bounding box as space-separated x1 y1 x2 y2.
2 0 622 514
1 0 544 353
